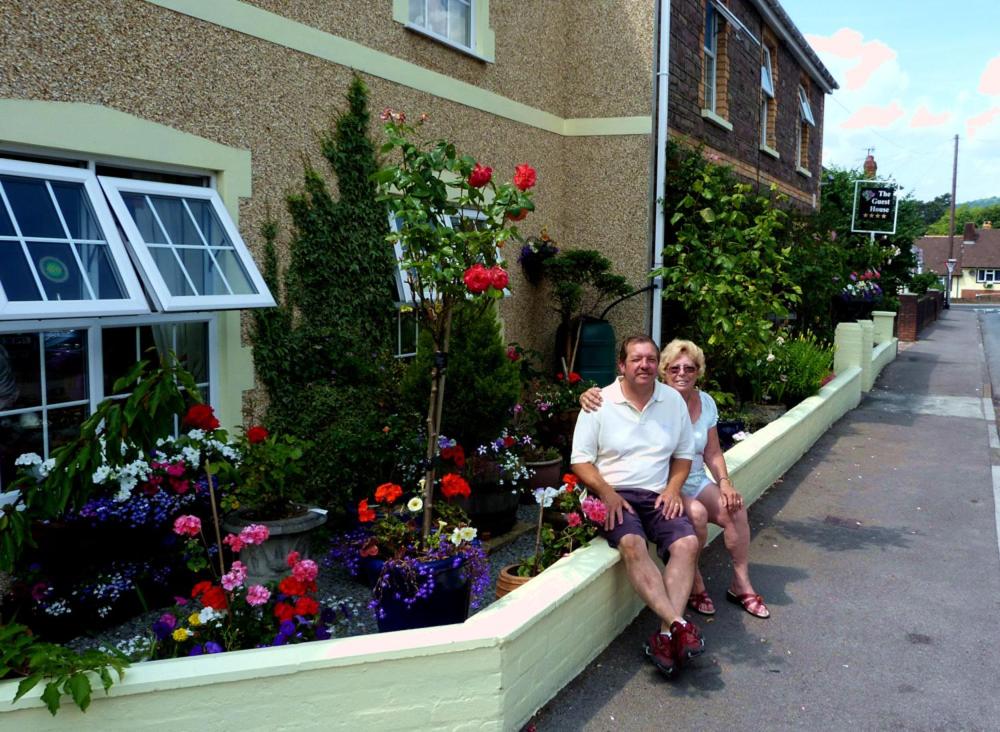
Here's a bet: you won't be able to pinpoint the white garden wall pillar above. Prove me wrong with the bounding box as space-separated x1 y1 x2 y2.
871 310 896 344
858 320 875 391
834 322 864 377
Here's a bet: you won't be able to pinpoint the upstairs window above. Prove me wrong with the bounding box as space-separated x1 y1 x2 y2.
977 269 999 284
702 1 731 121
760 44 777 149
796 83 815 170
703 3 719 113
408 0 473 51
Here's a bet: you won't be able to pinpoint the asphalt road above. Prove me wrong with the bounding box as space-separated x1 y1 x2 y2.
529 307 1000 732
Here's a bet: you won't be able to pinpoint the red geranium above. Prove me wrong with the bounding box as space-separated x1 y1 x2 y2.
503 435 516 448
294 596 319 616
489 265 509 290
357 499 376 522
562 473 579 489
468 163 493 188
441 473 471 499
568 372 582 384
191 580 212 598
273 602 295 622
183 404 220 431
374 482 403 504
440 444 466 468
247 425 269 444
279 576 306 596
463 263 491 294
200 586 228 610
513 163 537 191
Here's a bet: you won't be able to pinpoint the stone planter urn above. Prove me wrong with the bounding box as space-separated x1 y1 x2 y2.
222 507 326 585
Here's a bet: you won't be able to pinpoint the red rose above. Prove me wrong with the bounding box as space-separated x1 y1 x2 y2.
506 207 528 222
273 602 295 622
463 264 491 294
568 372 582 384
200 586 228 610
183 404 220 431
468 163 493 188
513 164 537 191
279 576 306 596
374 482 403 504
489 266 509 290
294 596 319 616
247 426 268 444
506 346 520 362
441 473 471 499
357 499 376 522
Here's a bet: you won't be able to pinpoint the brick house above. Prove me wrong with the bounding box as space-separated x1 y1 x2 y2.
915 222 1000 301
667 0 838 209
0 0 831 486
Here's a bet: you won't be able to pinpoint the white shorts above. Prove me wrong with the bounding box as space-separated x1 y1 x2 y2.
681 473 713 500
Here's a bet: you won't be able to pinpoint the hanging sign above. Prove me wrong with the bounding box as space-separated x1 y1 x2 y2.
851 180 898 235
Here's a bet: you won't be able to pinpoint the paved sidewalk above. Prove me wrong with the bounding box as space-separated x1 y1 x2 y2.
530 307 1000 731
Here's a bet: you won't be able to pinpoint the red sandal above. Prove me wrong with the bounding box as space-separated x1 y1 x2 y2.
687 590 716 616
726 590 770 618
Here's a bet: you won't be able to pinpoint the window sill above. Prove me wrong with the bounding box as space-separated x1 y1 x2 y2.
795 166 812 178
700 109 733 132
759 144 779 160
404 24 493 63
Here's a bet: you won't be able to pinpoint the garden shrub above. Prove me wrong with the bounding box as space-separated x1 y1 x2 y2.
403 300 521 450
251 76 402 521
909 271 942 295
781 332 834 406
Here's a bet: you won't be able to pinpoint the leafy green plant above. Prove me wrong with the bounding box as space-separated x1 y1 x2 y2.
656 143 800 394
3 622 128 716
541 250 632 371
781 332 834 406
221 429 313 519
909 271 943 295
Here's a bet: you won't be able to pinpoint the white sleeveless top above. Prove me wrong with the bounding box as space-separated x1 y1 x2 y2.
681 391 717 496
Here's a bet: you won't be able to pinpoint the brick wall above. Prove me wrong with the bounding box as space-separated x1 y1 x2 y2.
668 0 823 207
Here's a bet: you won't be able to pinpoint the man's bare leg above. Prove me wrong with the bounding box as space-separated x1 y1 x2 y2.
617 534 684 632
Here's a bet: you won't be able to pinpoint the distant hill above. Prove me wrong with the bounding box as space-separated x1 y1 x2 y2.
961 196 1000 208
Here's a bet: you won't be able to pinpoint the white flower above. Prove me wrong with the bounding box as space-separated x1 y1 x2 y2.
199 607 224 623
775 336 785 346
37 458 56 478
187 429 206 441
449 528 464 546
459 526 477 543
181 446 201 467
534 486 560 508
407 497 423 513
766 353 775 363
92 465 112 484
732 431 750 442
14 452 42 467
113 485 132 502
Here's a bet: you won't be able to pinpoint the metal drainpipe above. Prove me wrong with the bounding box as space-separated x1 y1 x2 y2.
650 0 671 343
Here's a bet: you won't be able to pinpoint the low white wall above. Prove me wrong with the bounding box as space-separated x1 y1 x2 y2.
1 341 888 731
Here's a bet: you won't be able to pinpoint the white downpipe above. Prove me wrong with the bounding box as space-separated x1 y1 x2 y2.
650 0 670 342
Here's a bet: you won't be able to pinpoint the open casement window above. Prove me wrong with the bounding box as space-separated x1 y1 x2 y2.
0 159 149 320
796 84 815 169
99 177 275 312
703 3 719 113
760 46 776 147
408 0 473 50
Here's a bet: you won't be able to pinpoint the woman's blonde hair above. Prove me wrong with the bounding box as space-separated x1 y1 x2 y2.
658 339 706 380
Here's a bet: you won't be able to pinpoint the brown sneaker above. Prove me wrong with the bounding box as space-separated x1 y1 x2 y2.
670 619 705 660
643 631 678 677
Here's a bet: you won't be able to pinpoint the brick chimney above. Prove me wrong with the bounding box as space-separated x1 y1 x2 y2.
963 222 978 244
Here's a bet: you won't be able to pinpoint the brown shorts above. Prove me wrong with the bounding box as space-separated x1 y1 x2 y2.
600 488 696 562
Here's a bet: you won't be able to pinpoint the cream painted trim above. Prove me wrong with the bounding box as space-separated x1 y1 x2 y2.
701 108 733 131
759 143 779 160
796 166 813 178
0 98 255 430
143 0 648 137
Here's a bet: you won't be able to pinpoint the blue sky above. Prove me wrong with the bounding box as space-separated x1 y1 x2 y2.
780 0 1000 203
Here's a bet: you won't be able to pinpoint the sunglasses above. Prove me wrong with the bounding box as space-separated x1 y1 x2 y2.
667 365 698 375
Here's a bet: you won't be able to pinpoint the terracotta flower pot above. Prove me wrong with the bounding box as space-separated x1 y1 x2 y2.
495 563 534 599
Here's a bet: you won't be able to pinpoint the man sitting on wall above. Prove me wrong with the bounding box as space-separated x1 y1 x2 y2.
571 335 703 678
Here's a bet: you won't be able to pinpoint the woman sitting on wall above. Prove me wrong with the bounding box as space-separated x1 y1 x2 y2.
580 338 769 618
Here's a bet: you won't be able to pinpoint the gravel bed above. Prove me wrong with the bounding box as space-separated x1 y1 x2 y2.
67 506 539 654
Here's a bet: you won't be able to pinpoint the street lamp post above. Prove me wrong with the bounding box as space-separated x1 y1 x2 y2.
945 258 957 309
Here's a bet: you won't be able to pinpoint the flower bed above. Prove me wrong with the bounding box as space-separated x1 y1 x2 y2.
2 326 893 729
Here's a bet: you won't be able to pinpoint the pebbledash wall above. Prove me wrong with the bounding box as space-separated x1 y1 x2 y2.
0 0 658 430
1 315 897 730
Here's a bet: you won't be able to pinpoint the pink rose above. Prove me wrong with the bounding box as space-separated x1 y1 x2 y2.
513 164 537 191
172 515 202 537
489 266 509 290
463 264 491 294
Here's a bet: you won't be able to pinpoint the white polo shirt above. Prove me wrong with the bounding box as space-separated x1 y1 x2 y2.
571 379 695 494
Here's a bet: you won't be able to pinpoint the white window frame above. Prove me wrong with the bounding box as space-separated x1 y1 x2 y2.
976 269 999 284
406 0 475 53
99 176 275 313
703 3 719 113
0 312 218 477
760 46 775 147
798 85 816 127
0 158 150 320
